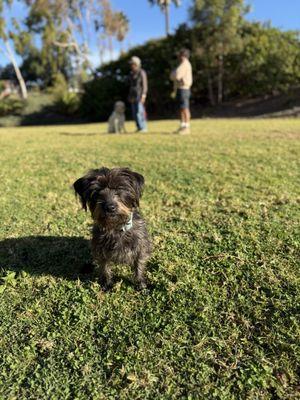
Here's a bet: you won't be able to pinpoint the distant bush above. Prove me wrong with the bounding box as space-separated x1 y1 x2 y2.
49 72 81 116
55 91 81 115
0 97 26 116
48 72 68 98
80 22 300 120
0 81 5 92
227 23 300 98
81 76 127 122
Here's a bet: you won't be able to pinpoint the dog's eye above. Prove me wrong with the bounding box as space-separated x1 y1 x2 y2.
90 190 103 201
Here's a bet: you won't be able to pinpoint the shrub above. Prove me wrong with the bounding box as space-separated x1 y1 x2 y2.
0 97 26 116
49 72 81 116
80 22 300 120
55 91 81 115
47 72 68 97
81 76 127 122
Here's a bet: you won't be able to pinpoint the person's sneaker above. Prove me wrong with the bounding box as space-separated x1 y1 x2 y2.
179 127 190 135
140 128 148 133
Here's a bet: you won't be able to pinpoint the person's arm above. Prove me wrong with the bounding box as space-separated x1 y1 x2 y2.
170 69 176 81
141 70 148 103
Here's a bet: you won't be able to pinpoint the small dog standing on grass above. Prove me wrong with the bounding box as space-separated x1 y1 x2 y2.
108 101 127 133
73 167 151 290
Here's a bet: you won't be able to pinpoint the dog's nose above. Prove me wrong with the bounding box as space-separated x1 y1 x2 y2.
104 203 116 213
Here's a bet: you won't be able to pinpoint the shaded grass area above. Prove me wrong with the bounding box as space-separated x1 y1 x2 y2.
0 119 299 399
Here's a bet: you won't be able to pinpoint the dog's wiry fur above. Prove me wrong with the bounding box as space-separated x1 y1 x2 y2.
73 167 151 290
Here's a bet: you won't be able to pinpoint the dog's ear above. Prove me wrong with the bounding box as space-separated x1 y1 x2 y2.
73 176 90 211
128 170 145 204
73 167 110 210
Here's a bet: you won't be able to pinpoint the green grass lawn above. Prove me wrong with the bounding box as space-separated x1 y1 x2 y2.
0 119 299 399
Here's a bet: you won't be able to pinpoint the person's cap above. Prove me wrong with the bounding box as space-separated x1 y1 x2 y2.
129 56 141 67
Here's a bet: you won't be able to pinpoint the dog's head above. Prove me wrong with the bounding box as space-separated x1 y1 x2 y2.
114 101 125 114
73 167 144 229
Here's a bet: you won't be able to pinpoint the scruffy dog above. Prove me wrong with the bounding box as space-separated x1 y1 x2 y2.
108 101 127 133
73 167 151 290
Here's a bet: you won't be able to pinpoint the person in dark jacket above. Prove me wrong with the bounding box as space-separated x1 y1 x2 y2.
128 56 148 133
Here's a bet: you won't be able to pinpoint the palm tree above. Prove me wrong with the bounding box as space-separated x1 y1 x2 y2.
148 0 181 36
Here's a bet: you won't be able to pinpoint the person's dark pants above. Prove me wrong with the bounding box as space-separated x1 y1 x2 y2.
176 88 191 110
131 101 147 131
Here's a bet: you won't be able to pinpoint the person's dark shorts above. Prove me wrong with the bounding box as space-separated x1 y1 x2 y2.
177 88 191 110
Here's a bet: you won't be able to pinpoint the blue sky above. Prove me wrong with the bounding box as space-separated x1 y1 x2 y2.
114 0 300 47
1 0 300 67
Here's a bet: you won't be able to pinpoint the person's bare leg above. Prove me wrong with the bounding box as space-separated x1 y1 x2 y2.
182 108 190 123
179 108 191 134
185 108 191 124
180 109 185 124
176 109 185 132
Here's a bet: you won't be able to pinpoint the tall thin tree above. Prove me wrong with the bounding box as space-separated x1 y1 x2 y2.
0 0 28 99
190 0 249 104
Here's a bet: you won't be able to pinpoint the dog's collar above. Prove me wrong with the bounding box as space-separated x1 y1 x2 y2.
121 212 133 232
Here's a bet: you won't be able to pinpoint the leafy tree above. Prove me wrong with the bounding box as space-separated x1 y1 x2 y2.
25 0 85 86
98 0 129 61
0 0 28 98
148 0 181 36
19 47 46 84
190 0 249 104
229 22 300 97
24 0 130 83
115 12 129 53
0 63 15 80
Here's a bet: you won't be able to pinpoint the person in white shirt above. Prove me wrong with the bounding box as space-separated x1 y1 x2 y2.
170 49 193 134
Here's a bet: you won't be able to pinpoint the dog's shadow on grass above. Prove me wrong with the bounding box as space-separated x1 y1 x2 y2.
0 236 92 280
0 236 158 290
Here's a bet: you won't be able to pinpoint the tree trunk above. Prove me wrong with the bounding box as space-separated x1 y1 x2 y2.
207 71 215 106
108 35 113 61
4 40 28 100
99 47 104 65
164 4 170 36
119 40 124 55
217 54 224 104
